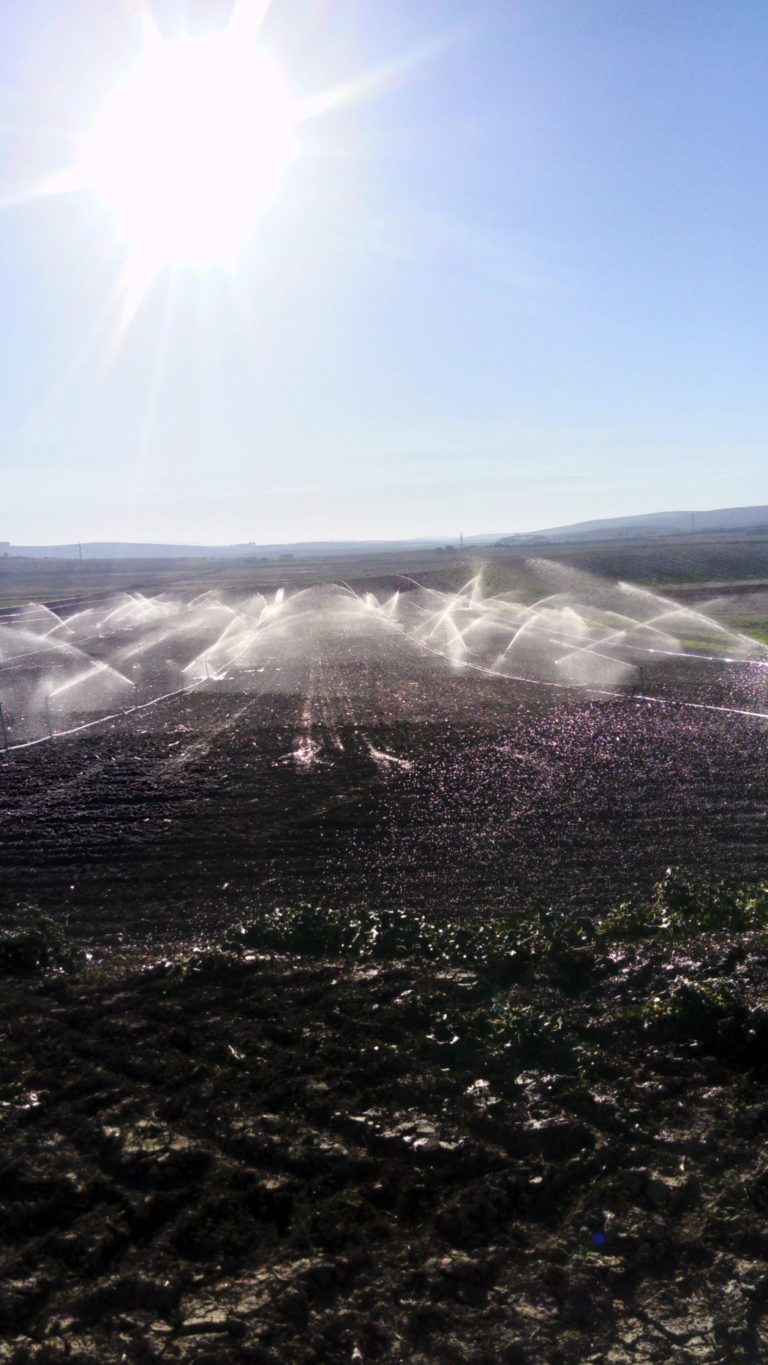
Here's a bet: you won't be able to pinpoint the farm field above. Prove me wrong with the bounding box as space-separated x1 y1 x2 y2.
5 0 768 1354
2 563 768 940
1 529 767 608
2 550 768 1362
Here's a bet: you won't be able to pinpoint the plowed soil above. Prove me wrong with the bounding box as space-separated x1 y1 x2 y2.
3 674 768 948
3 618 768 1362
4 930 768 1363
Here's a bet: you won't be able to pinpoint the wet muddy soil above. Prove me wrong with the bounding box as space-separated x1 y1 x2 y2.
2 681 767 950
3 930 768 1363
3 648 768 1361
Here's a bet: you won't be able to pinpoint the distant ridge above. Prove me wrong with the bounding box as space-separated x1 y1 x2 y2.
3 505 768 558
496 504 768 545
2 536 500 560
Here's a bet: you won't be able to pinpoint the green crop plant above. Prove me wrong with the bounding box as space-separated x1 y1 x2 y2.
599 871 768 942
640 977 747 1049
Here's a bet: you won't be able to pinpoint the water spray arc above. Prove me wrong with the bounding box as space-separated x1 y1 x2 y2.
1 573 767 753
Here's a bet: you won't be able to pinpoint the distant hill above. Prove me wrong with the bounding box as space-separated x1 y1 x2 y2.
4 505 768 559
3 535 501 560
496 505 768 545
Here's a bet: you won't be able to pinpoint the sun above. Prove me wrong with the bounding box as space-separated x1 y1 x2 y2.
80 33 295 275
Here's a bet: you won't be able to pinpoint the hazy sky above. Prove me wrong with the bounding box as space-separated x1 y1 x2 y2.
1 0 766 544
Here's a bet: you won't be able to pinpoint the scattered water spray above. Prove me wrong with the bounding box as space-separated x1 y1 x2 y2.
1 571 767 748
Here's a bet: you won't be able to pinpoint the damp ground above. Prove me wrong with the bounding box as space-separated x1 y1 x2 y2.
4 888 768 1362
3 676 768 949
3 575 768 1362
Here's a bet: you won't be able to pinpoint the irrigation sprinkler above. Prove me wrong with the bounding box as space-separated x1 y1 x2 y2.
44 695 55 740
0 701 9 752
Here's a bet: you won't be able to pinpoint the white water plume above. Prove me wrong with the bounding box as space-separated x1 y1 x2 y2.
555 644 638 690
368 567 768 697
46 661 134 714
62 594 137 641
2 573 767 748
0 626 64 664
13 603 71 638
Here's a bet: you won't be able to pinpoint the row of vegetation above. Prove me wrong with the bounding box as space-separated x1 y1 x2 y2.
4 872 768 980
206 870 768 967
5 874 768 1068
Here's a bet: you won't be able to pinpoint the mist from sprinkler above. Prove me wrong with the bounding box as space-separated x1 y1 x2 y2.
1 569 768 748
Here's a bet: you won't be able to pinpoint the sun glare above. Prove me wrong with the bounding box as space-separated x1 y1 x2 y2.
81 35 295 275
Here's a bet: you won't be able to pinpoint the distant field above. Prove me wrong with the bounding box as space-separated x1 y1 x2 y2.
1 531 768 608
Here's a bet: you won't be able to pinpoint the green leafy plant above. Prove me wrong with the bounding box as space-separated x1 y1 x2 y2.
215 899 605 980
217 903 530 973
641 976 747 1048
599 871 768 942
481 995 575 1064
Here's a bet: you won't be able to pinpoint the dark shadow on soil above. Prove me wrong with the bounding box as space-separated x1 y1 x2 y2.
2 913 768 1362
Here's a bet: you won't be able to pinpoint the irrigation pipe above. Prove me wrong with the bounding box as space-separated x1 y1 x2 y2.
376 609 768 726
2 671 214 754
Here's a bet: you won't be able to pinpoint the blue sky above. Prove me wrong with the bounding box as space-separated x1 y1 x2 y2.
1 0 766 544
